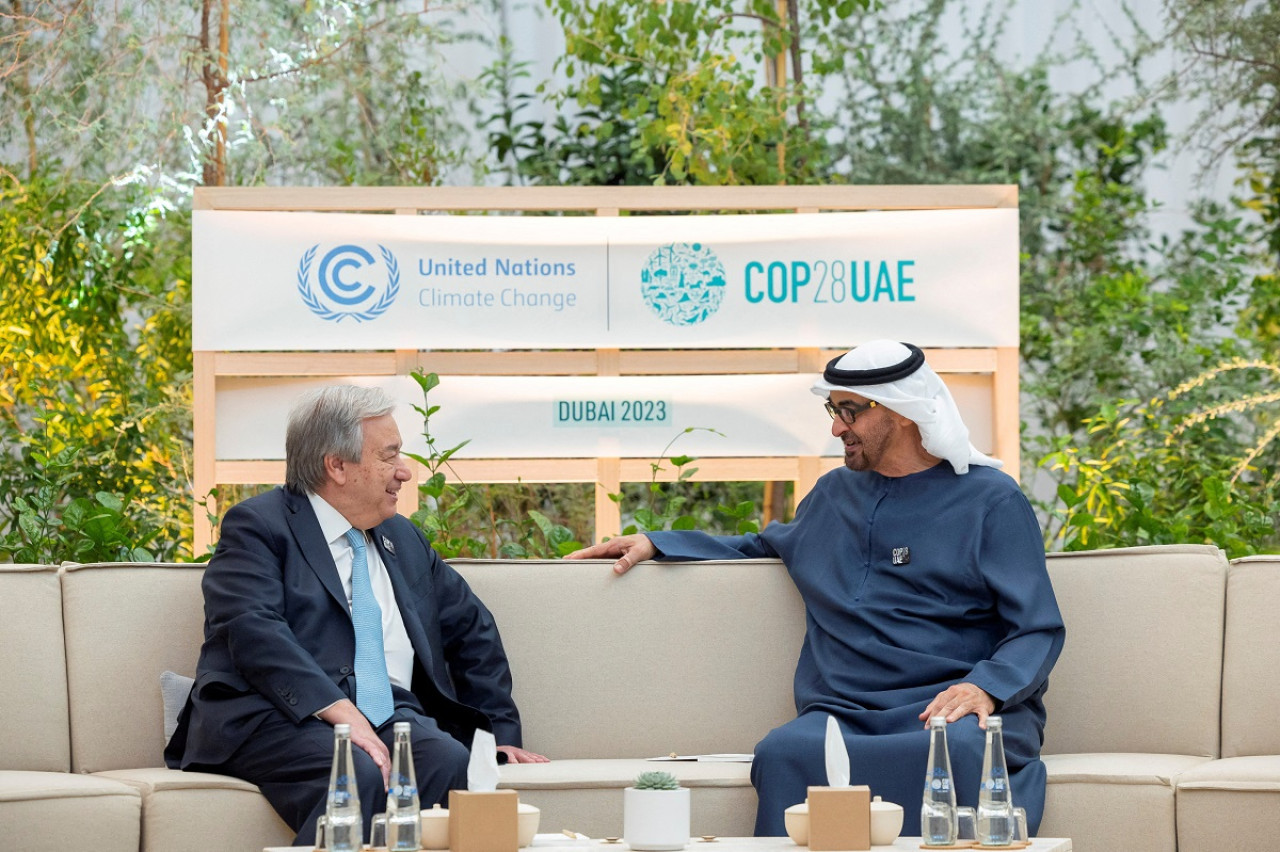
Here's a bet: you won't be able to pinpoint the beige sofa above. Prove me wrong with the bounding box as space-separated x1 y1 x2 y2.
3 545 1279 852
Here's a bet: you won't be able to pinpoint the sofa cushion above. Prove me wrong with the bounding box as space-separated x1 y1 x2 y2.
0 770 141 852
1040 753 1209 852
1175 755 1280 852
1042 545 1227 758
1040 773 1173 852
1175 754 1280 793
96 767 294 852
0 565 70 772
500 758 752 790
453 559 806 760
1222 557 1280 756
500 759 755 839
161 670 195 740
61 562 206 773
1042 751 1212 785
0 768 142 803
97 766 271 795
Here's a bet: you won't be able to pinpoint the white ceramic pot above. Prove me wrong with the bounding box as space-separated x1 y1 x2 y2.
869 796 904 846
517 801 541 848
419 803 450 850
783 802 809 846
623 787 691 852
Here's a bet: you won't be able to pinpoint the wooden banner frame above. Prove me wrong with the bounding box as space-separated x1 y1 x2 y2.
192 186 1020 553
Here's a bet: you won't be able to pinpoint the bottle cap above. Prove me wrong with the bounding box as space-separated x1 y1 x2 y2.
334 723 351 735
394 721 412 733
987 715 1003 729
929 715 947 727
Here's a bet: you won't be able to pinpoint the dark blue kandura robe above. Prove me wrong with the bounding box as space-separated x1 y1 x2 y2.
647 462 1064 837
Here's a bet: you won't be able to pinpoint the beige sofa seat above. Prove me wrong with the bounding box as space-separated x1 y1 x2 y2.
1176 556 1280 852
94 767 296 852
1176 756 1280 852
60 562 292 852
501 759 754 838
0 769 141 852
1040 752 1211 852
456 559 806 839
1040 545 1228 852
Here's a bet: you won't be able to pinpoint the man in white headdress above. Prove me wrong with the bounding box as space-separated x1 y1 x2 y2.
567 340 1064 837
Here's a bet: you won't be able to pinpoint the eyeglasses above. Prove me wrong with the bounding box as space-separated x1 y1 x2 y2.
825 399 877 424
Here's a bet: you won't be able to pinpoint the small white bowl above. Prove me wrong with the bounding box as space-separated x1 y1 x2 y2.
783 802 809 846
518 802 541 848
420 803 450 850
869 796 903 846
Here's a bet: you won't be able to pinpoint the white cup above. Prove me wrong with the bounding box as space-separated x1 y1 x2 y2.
869 796 904 846
517 802 541 848
783 802 809 846
419 803 450 850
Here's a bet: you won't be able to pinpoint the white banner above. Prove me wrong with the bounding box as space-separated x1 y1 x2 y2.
194 209 1018 351
215 375 995 461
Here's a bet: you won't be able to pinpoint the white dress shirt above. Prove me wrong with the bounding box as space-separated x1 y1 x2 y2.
307 492 416 689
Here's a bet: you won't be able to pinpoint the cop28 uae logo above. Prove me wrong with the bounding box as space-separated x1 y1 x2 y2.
639 242 726 326
297 244 400 323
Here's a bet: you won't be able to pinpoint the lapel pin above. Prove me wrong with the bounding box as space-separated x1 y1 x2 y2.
381 535 395 555
892 546 910 566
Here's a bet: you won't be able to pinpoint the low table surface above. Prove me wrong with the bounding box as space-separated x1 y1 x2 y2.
268 836 1072 852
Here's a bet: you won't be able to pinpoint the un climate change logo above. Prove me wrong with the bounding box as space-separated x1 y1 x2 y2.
640 242 726 326
297 244 400 323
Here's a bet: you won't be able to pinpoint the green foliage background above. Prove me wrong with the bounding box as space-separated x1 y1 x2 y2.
2 0 1278 560
0 175 193 561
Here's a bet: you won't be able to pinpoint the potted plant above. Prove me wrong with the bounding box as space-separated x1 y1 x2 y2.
623 771 690 852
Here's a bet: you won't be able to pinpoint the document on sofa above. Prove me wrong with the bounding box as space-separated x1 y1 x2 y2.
646 753 754 762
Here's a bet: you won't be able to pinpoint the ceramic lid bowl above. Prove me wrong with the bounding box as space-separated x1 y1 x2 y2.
518 801 541 848
783 802 809 846
419 803 451 850
869 795 904 846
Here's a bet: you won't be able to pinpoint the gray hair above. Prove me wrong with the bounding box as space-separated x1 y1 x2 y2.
285 385 398 493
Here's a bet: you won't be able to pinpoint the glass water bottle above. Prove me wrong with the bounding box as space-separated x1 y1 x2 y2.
976 715 1015 846
325 723 363 852
922 715 957 845
386 721 422 851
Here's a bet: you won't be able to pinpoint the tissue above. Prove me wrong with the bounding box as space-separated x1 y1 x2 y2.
824 715 850 788
468 729 501 792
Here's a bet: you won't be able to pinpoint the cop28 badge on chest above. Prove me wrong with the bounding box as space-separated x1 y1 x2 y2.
891 546 910 566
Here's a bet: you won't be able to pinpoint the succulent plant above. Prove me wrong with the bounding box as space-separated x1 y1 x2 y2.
633 770 681 791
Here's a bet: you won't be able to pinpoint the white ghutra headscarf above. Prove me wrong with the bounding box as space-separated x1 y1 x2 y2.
809 340 1002 474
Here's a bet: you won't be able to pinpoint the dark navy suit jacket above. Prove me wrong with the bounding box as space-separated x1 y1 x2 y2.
165 486 521 769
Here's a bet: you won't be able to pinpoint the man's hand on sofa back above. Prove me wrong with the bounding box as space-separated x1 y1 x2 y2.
564 534 657 575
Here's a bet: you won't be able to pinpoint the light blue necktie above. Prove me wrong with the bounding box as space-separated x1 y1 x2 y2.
345 528 394 727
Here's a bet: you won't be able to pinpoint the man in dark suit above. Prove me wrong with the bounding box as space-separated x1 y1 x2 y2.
165 385 546 844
